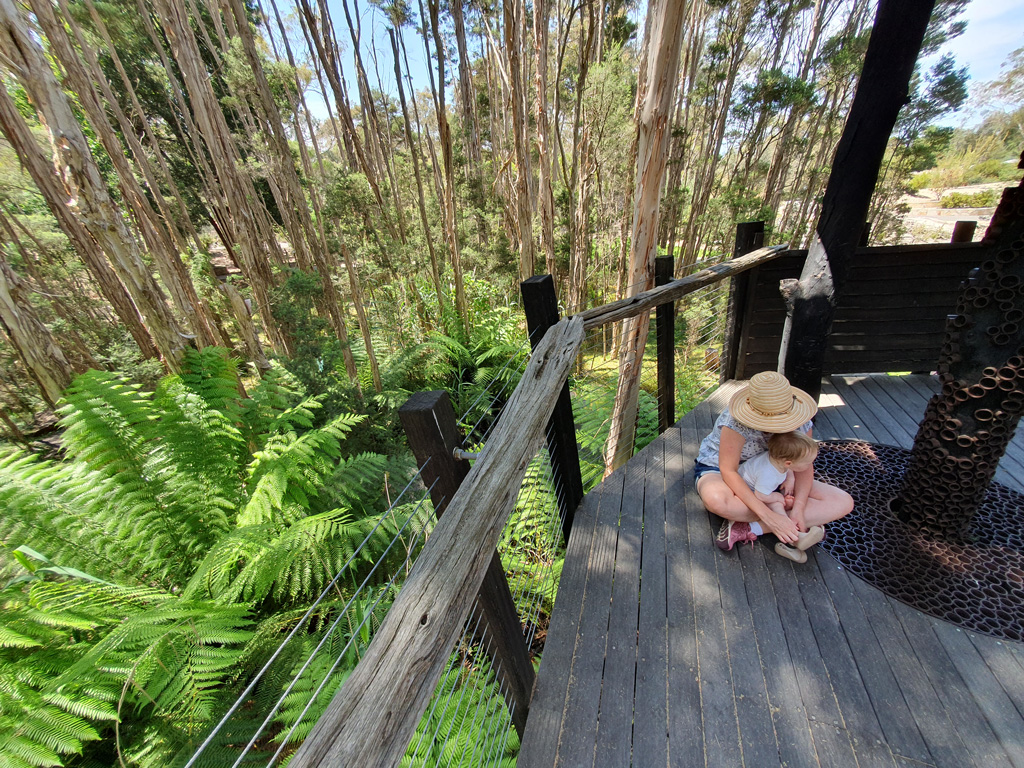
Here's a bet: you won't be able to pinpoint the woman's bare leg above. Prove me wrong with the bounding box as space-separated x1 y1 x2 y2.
801 480 854 526
696 474 759 522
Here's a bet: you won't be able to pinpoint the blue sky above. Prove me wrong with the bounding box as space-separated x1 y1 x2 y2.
307 1 1023 128
925 0 1024 126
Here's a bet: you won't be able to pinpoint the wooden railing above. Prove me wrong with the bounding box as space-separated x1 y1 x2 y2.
288 243 788 767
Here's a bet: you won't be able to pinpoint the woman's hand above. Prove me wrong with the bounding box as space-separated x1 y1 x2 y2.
762 511 800 543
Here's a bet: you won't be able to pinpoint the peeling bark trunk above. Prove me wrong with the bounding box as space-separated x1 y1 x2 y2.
0 0 186 369
0 256 74 406
505 0 535 280
533 0 556 279
604 0 686 476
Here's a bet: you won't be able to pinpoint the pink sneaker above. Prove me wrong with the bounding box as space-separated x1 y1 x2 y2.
715 520 757 551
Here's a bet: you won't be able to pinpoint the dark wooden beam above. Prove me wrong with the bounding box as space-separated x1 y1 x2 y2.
655 255 675 432
782 0 936 400
721 221 765 382
398 391 534 737
521 275 584 538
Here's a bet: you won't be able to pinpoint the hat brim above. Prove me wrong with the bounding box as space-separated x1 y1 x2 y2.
729 383 818 433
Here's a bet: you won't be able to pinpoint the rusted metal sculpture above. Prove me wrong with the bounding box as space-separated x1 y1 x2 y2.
892 167 1024 541
815 161 1024 642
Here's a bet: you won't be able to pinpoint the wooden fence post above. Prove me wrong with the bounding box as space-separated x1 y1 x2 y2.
399 391 534 736
521 275 584 539
655 255 675 432
720 221 764 382
951 220 977 243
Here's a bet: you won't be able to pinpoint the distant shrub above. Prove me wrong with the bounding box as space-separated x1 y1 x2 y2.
939 190 999 209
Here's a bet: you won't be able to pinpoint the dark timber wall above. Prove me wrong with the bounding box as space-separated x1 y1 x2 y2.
730 241 987 378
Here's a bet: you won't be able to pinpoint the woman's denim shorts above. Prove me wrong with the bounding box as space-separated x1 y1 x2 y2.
693 461 720 481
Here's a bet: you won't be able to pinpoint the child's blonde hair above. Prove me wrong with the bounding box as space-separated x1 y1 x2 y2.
767 431 817 463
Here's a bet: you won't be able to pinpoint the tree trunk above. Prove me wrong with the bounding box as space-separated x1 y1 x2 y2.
149 0 293 357
0 0 186 369
0 87 158 359
389 27 445 326
0 256 74 406
38 0 222 350
452 0 482 172
505 0 536 281
424 0 469 335
781 0 936 401
533 0 557 279
604 0 686 476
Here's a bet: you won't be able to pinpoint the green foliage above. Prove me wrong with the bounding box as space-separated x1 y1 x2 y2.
402 660 519 768
939 189 999 208
0 350 409 766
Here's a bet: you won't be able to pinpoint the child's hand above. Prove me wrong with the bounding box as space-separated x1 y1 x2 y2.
784 493 796 511
781 470 795 497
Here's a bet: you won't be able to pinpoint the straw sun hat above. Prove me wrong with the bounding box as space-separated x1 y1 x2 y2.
729 371 817 433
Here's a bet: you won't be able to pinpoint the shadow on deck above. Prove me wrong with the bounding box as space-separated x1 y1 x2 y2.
520 374 1024 768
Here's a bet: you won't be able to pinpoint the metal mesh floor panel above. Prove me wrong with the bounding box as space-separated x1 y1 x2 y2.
815 440 1024 642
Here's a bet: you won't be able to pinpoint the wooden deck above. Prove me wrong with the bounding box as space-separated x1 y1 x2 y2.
520 374 1024 768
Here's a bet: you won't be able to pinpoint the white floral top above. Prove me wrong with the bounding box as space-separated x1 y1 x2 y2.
696 407 812 468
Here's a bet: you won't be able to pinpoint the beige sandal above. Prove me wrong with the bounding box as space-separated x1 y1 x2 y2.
774 542 808 564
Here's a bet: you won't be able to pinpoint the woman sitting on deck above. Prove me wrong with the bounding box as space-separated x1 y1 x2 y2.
694 371 854 557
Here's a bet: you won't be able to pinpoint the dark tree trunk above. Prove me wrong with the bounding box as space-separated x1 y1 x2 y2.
781 0 935 401
894 175 1024 541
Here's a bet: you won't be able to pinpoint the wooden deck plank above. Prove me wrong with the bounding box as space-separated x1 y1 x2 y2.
969 633 1024 726
837 562 975 768
814 557 932 764
593 446 649 767
794 558 897 768
811 404 851 442
815 376 872 442
666 418 706 768
518 469 606 767
688 399 744 766
829 377 903 447
738 543 820 768
551 467 627 766
632 437 669 767
931 622 1024 767
888 601 1014 768
835 376 915 448
763 552 860 767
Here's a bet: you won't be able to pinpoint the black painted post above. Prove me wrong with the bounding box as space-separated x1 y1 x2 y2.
951 220 977 243
520 275 585 540
720 221 765 382
655 256 675 432
859 221 872 247
399 391 534 736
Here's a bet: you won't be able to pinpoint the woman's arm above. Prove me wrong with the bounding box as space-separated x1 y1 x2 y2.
719 427 800 543
789 427 814 531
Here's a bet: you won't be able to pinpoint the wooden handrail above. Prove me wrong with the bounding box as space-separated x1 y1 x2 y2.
289 315 585 768
578 244 788 330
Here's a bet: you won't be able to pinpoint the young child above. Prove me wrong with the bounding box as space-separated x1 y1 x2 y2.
738 431 825 563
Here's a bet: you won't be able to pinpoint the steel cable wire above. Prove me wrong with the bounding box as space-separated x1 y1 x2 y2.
266 504 438 765
183 463 433 767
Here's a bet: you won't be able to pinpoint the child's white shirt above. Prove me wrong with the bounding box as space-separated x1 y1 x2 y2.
738 452 787 495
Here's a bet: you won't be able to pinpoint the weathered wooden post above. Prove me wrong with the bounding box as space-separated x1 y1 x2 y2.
655 255 675 432
521 275 584 538
720 221 765 382
399 391 534 735
951 220 977 243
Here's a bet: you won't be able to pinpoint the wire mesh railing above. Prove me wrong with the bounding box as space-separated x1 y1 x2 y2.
190 243 782 767
569 255 730 490
183 468 438 767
